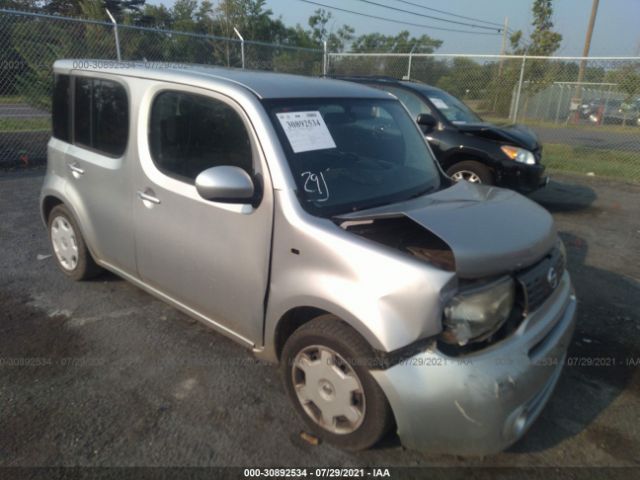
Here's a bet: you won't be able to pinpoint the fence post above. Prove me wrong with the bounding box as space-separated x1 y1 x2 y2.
512 55 527 123
233 27 244 69
554 84 564 124
323 41 327 75
603 83 612 124
405 44 416 80
105 9 121 61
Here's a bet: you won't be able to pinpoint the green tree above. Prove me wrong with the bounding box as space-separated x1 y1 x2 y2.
341 30 441 78
487 0 563 116
510 0 563 113
350 30 441 54
43 0 145 20
436 58 492 100
605 64 640 101
307 9 354 52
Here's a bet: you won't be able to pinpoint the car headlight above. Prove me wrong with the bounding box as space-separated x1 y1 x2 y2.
501 145 536 165
441 277 515 346
557 236 567 267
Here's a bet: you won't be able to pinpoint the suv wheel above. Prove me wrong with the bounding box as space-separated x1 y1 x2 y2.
447 160 494 185
48 204 102 280
281 315 393 451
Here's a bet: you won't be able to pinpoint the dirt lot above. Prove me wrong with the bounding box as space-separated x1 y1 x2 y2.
0 171 639 471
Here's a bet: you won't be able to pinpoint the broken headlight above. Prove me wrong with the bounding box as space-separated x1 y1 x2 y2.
441 276 515 345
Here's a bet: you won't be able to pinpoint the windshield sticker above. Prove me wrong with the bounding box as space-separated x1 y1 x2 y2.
276 111 337 153
301 171 329 202
429 97 449 110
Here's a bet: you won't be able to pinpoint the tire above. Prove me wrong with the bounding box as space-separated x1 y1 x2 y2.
48 204 102 281
446 160 494 185
281 315 394 451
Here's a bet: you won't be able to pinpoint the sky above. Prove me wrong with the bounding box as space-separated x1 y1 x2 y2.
149 0 640 57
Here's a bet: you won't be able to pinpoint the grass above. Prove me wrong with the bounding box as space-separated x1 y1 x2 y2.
481 114 640 135
0 95 24 105
543 143 640 182
0 117 50 132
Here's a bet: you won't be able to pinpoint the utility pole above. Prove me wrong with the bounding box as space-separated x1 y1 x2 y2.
497 16 509 77
573 0 599 121
493 17 508 112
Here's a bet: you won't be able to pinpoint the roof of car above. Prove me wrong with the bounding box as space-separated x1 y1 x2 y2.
328 75 444 94
53 60 392 100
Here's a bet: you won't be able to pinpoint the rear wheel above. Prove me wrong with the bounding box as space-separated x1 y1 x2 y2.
281 315 393 451
48 204 101 281
446 160 494 185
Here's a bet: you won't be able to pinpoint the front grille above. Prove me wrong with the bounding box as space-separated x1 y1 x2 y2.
516 247 565 315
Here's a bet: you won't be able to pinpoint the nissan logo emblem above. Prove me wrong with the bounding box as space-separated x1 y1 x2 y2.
547 266 559 289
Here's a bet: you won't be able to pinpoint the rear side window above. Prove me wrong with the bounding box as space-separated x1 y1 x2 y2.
148 91 252 182
375 85 432 120
73 77 128 156
52 74 71 142
74 77 92 147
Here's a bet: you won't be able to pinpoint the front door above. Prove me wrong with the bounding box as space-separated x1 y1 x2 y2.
133 85 273 344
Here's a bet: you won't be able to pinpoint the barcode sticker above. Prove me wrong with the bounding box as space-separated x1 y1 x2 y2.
276 111 337 153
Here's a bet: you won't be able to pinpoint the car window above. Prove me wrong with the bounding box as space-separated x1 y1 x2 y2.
93 80 129 156
73 77 128 156
74 77 92 147
148 91 253 183
52 74 71 142
372 85 432 120
265 97 441 217
415 88 482 124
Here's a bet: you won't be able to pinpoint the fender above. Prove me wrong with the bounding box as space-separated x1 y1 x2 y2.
439 145 498 169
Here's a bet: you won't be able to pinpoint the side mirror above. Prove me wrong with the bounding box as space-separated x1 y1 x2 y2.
417 113 437 131
195 166 255 203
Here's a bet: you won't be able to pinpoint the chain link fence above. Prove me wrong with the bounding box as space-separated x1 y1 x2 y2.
329 53 640 182
0 8 323 168
2 7 640 182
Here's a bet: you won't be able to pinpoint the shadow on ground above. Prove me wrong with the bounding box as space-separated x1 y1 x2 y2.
529 178 597 213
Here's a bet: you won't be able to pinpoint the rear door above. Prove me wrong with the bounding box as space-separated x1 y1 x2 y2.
132 84 274 344
63 73 135 272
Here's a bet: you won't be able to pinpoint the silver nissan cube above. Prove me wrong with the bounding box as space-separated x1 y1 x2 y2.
41 60 577 455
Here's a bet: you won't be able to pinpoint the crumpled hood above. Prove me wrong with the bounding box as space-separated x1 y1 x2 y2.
456 122 540 151
336 181 557 278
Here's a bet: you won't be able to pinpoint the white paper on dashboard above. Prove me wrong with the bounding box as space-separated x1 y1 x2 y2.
276 111 337 153
429 97 449 109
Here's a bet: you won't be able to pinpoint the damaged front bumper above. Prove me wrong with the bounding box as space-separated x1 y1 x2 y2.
371 271 577 455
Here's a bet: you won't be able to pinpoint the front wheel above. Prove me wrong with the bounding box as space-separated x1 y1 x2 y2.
281 316 394 451
446 160 494 185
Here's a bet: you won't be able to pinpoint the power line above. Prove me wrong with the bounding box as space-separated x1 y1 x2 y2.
351 0 502 32
295 0 502 35
389 0 504 28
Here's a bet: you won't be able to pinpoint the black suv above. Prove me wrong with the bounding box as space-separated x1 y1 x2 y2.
337 76 547 192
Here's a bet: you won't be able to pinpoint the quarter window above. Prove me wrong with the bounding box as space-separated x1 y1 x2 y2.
148 91 253 182
52 74 71 142
73 77 128 156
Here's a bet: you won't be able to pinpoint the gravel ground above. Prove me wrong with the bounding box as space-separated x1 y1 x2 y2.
0 171 639 470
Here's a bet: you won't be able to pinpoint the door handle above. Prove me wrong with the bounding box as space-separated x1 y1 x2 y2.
68 163 84 175
137 190 161 205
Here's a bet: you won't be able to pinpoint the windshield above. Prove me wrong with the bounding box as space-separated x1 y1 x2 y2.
264 98 442 217
417 87 482 125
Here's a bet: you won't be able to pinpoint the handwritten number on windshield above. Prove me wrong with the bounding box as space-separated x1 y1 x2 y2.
301 171 330 202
